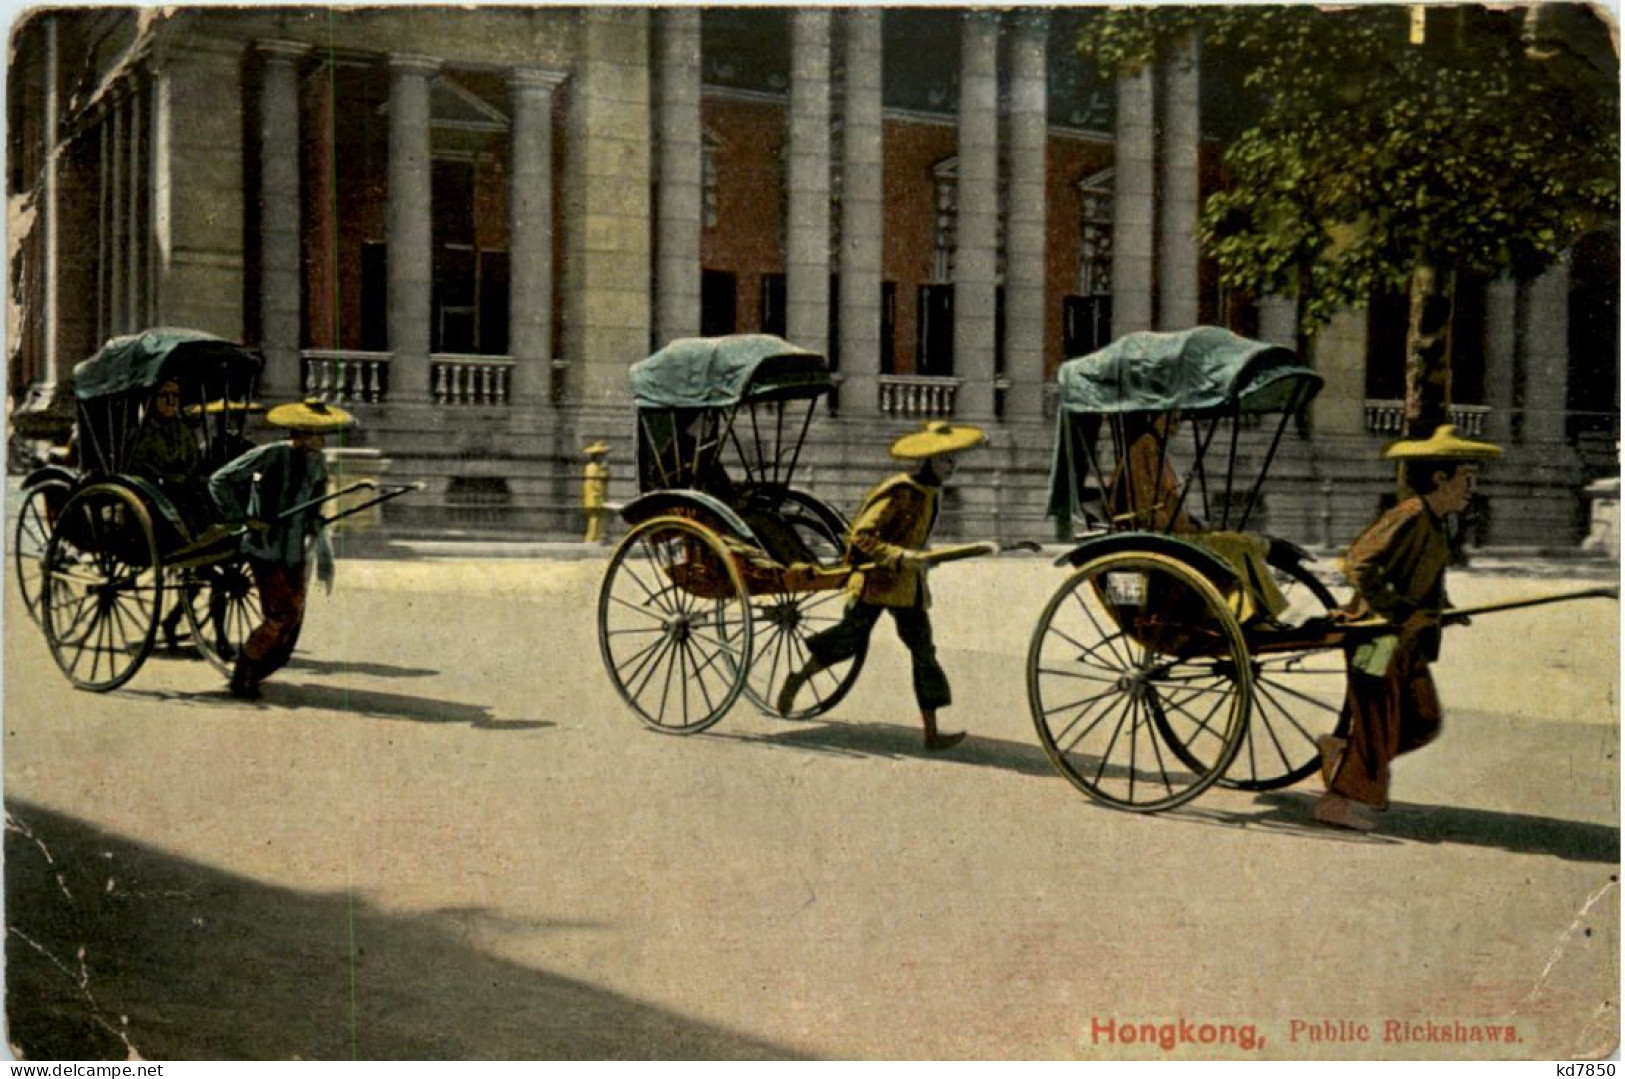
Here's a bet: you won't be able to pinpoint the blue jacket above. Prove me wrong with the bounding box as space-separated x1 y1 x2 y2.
208 441 328 566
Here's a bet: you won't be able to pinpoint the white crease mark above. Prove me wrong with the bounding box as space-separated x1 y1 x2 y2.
1511 877 1617 1015
6 812 74 902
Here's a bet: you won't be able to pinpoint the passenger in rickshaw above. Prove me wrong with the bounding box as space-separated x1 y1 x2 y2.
1314 425 1500 832
1108 410 1288 626
777 420 984 751
208 399 352 699
127 378 212 534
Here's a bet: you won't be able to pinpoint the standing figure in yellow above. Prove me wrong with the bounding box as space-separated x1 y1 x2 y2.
777 420 984 751
582 441 610 544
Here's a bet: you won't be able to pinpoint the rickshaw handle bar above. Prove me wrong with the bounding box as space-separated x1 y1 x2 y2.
274 480 423 522
1441 586 1619 625
317 483 424 527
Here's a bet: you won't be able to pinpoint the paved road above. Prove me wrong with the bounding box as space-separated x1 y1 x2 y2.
4 553 1618 1060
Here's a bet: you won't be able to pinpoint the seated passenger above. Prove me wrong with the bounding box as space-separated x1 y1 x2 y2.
1109 411 1288 625
127 378 211 536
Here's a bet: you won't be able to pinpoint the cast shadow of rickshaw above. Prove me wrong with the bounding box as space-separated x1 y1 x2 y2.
1169 791 1621 863
128 680 552 731
712 715 1061 776
283 656 440 679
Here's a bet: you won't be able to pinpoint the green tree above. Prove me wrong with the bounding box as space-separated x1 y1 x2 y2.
1077 4 1619 437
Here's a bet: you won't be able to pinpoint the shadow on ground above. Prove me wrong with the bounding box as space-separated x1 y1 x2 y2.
4 800 804 1060
1174 791 1622 862
713 716 1059 776
125 681 552 731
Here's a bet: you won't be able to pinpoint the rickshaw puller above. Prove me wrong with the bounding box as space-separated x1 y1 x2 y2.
1316 424 1500 832
208 399 355 700
777 420 985 751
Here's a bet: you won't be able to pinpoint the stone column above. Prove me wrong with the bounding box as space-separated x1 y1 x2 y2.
786 9 831 357
40 16 59 386
387 54 438 402
148 36 244 336
1311 307 1369 437
1004 11 1048 419
563 8 651 407
954 11 1000 419
1257 294 1298 349
125 86 145 331
656 9 702 346
838 9 884 416
109 93 127 334
1112 62 1155 335
258 40 307 398
1482 274 1517 445
1158 32 1200 329
509 69 567 407
1524 253 1572 446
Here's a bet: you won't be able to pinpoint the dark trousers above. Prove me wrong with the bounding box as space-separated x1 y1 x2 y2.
234 560 307 688
806 599 952 711
1330 643 1442 810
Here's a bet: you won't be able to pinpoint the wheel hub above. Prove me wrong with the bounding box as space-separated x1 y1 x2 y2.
665 614 693 643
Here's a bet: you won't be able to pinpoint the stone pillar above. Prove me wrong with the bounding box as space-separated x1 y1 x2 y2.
40 16 59 386
1004 11 1048 420
787 10 831 357
655 9 702 346
563 8 651 407
387 54 437 402
1524 253 1572 446
954 11 1000 419
149 36 244 336
109 94 127 334
839 9 884 416
510 68 567 406
125 86 145 331
1157 32 1200 329
305 64 338 351
258 41 307 398
1311 307 1369 437
1112 63 1155 335
1482 274 1517 445
1257 294 1298 349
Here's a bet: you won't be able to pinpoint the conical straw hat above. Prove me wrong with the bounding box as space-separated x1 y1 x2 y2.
889 420 986 460
1382 424 1501 461
265 398 357 432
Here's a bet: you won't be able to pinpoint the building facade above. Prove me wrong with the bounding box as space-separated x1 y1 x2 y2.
8 7 1618 546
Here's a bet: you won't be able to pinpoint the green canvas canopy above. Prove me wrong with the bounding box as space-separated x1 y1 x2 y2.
630 335 832 410
1054 326 1321 418
72 328 261 401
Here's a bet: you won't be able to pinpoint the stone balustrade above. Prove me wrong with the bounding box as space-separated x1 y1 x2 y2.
878 374 963 418
1364 400 1489 437
432 355 515 405
302 350 390 404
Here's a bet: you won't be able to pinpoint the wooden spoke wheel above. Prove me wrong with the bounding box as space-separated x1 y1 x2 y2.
598 516 754 734
1027 551 1252 812
180 558 262 676
1213 554 1349 791
40 484 163 692
737 503 865 721
13 477 70 624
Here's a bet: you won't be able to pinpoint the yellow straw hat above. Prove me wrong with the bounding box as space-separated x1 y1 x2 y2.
265 398 357 432
1382 424 1502 461
583 441 610 456
187 400 265 416
889 420 986 461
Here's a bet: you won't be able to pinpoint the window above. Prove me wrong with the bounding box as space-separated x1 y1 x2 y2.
702 270 737 337
759 274 786 336
917 285 954 376
1063 295 1112 357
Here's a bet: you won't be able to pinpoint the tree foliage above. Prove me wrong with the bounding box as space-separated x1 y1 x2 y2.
1075 4 1620 334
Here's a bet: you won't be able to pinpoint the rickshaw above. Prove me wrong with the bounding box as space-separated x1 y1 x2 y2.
26 328 415 692
1028 327 1351 812
597 335 864 733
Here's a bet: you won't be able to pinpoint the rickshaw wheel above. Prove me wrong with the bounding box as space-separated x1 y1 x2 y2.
1210 554 1349 791
1026 551 1252 813
598 515 754 734
747 520 865 721
41 484 163 692
182 558 262 676
13 477 70 624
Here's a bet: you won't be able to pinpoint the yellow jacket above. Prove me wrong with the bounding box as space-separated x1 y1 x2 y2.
845 473 939 608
